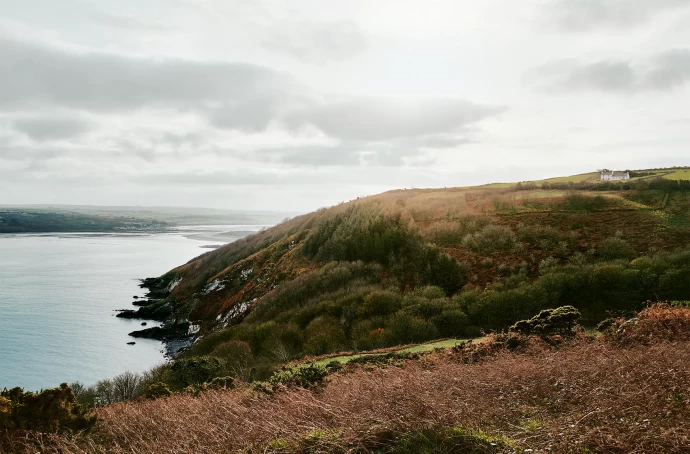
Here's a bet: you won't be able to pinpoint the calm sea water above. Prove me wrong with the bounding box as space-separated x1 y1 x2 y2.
0 228 259 390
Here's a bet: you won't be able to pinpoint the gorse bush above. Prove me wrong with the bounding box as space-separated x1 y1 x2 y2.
143 382 173 400
261 363 329 392
509 306 581 336
0 383 94 432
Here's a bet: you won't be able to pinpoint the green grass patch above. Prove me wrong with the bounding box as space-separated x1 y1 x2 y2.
307 338 467 368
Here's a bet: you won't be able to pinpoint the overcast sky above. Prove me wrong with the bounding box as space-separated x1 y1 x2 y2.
1 0 689 211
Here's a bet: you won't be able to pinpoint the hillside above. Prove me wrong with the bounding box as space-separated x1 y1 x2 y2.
120 168 690 376
4 168 690 453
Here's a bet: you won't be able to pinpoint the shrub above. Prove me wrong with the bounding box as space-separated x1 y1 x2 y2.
417 285 447 300
431 309 470 337
416 246 469 295
658 267 690 301
462 225 517 253
518 223 561 249
509 306 581 336
170 357 225 388
559 193 607 211
143 382 173 400
0 383 94 432
212 340 255 381
356 290 403 317
598 237 635 261
206 376 235 390
304 316 347 355
268 364 329 389
385 313 438 345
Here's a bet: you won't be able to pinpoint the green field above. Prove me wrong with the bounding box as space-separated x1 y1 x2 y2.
308 338 468 367
482 167 690 188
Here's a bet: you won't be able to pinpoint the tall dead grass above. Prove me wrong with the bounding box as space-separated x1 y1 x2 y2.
4 307 690 453
5 345 688 452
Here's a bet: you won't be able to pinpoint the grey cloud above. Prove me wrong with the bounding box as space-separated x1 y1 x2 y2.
262 20 366 63
547 0 690 31
12 116 93 141
88 12 172 32
527 50 690 92
286 98 502 142
0 36 501 166
0 37 303 122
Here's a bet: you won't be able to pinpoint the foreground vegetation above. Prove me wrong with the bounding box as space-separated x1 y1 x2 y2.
3 304 689 453
4 169 690 452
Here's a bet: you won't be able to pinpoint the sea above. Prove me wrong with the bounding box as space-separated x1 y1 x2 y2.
0 226 263 390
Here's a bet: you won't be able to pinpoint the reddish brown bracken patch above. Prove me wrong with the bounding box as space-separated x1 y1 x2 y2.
5 307 690 454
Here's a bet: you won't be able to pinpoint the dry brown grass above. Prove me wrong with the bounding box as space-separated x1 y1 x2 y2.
5 308 690 454
605 303 690 345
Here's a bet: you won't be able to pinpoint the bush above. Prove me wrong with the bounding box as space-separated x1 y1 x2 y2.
658 267 690 301
206 376 236 389
598 237 635 261
170 357 225 388
462 225 517 253
356 290 403 317
559 193 607 211
212 340 255 381
431 309 470 337
143 382 173 400
304 316 347 355
417 246 469 295
510 306 581 336
0 383 94 432
268 363 329 390
385 313 438 345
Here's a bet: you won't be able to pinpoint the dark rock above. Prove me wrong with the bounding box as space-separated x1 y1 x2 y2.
133 296 139 299
116 301 171 321
129 322 190 341
127 342 136 345
116 310 138 319
141 322 147 326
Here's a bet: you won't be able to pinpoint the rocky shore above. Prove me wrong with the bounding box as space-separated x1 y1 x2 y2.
118 273 195 357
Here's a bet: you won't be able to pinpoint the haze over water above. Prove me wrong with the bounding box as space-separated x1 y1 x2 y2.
0 228 258 390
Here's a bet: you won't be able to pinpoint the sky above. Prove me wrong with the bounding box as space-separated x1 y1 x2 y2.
1 0 690 212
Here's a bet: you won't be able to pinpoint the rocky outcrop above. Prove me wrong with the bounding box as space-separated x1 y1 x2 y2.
115 301 172 321
128 322 191 341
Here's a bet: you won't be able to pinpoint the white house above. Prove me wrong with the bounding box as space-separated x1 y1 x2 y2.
600 170 630 181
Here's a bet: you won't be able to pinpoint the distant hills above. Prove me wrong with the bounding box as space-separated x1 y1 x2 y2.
0 205 296 233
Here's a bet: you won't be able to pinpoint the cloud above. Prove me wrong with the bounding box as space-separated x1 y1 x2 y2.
0 37 302 119
526 50 690 92
0 36 500 166
88 12 172 32
261 19 366 63
11 116 94 141
287 97 502 142
546 0 690 31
